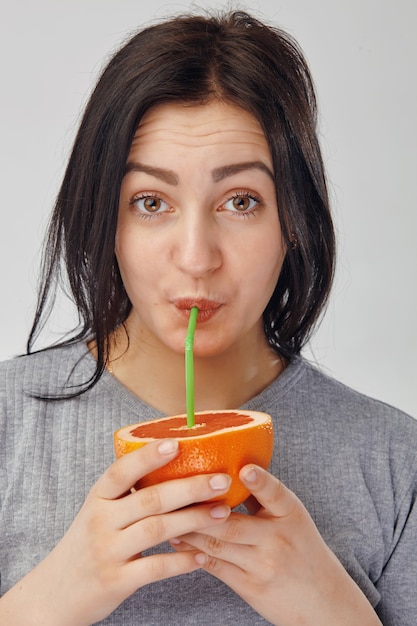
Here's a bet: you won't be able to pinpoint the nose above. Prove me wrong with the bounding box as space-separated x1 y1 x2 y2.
172 210 222 278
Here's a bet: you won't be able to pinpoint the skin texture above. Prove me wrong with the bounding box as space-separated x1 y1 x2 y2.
112 101 285 414
171 465 382 625
116 101 284 358
0 446 381 626
0 102 382 625
0 441 233 625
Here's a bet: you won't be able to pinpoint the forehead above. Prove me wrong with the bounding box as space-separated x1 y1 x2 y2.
129 100 271 157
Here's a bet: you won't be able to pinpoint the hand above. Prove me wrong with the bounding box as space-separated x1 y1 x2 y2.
170 465 382 626
0 439 232 626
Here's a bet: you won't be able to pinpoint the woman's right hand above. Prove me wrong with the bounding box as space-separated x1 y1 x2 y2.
0 439 232 625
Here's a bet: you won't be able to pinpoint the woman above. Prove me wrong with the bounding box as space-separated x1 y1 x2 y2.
0 10 415 625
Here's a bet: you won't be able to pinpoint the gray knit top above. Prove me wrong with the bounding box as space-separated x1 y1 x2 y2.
1 342 416 625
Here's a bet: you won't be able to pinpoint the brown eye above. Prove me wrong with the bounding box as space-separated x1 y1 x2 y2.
232 196 251 211
132 194 169 216
143 197 162 212
223 193 260 215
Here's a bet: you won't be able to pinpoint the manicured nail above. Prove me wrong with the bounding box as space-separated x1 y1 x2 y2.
157 439 178 455
210 504 230 519
242 466 257 483
209 474 231 491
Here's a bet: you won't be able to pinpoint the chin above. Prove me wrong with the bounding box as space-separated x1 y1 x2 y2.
161 327 233 359
191 339 232 360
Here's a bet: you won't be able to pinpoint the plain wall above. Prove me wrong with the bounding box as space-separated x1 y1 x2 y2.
1 0 416 417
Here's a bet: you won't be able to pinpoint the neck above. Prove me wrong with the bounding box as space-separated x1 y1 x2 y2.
104 324 284 415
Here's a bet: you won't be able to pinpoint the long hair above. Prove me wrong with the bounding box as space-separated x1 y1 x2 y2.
28 10 335 394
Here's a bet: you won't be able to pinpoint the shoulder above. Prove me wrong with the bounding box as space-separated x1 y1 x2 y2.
284 357 417 488
298 356 416 427
262 355 417 480
293 357 417 450
0 341 94 400
252 354 416 435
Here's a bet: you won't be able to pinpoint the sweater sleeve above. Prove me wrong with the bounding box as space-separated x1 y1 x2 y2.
374 472 417 625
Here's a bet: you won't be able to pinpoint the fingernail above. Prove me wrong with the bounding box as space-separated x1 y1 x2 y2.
195 552 207 565
242 466 257 483
157 439 178 455
210 504 230 519
209 474 231 491
169 537 181 545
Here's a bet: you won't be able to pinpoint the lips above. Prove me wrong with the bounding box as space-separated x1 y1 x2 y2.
173 298 223 322
174 298 222 311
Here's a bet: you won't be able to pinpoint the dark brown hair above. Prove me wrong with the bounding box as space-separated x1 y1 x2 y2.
28 10 335 393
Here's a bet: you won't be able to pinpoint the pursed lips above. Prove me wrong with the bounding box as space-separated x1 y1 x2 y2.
173 297 223 311
173 298 223 321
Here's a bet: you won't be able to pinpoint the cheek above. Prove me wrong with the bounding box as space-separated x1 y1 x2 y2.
115 228 168 307
115 218 145 267
242 231 285 290
115 225 145 287
115 233 132 282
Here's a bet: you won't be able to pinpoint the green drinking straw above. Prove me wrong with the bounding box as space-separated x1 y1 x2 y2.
185 306 199 428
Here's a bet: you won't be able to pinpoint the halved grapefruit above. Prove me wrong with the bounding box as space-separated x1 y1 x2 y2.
114 410 273 508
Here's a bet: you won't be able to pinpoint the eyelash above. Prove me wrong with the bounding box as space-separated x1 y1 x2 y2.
222 191 263 217
129 193 170 220
129 190 263 220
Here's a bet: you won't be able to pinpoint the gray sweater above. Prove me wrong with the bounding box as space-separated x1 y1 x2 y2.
1 342 416 625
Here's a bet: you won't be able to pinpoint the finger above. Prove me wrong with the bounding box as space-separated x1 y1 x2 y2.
168 515 258 578
239 465 300 518
170 517 274 582
122 549 203 595
96 549 204 609
117 502 231 558
169 528 253 565
116 473 232 529
173 512 268 548
170 535 248 590
94 439 180 499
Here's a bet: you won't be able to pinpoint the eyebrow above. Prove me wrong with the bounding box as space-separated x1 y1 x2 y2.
212 161 274 182
124 160 274 185
124 162 179 185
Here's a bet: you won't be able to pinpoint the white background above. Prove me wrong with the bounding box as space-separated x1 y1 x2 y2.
1 0 416 417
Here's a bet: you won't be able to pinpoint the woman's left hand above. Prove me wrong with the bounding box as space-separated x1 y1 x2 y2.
170 465 381 626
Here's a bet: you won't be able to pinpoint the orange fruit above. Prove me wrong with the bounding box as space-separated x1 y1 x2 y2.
114 410 273 508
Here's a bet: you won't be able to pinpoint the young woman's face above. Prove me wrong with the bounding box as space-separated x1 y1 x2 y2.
116 100 285 358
